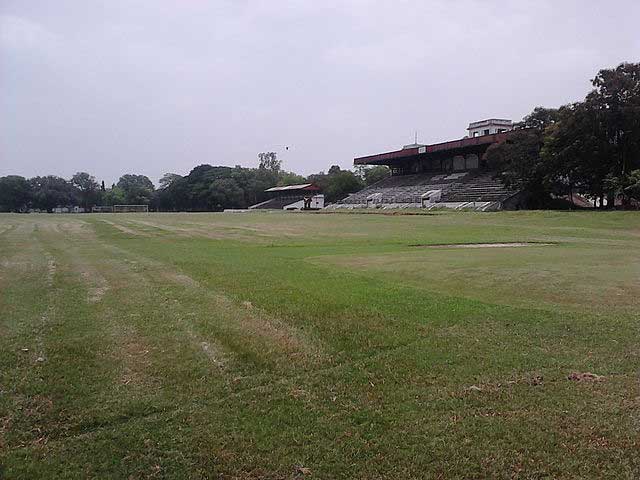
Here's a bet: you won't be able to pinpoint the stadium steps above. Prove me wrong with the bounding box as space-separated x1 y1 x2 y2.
441 174 517 202
337 171 518 208
249 197 303 210
341 172 465 205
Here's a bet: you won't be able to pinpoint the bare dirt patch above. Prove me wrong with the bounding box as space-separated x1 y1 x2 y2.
568 372 606 382
410 242 555 249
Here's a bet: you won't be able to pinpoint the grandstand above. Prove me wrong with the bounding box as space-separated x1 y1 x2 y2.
337 171 518 211
249 184 324 211
333 120 525 211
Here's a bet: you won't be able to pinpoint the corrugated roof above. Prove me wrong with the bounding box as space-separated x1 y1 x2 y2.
353 130 525 166
265 183 315 192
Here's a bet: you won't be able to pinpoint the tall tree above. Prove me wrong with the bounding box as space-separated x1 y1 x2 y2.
116 174 155 205
71 172 99 209
158 173 182 190
308 169 364 203
102 186 126 206
258 152 281 173
358 165 390 186
29 176 79 211
207 178 244 210
486 129 554 208
542 102 613 207
0 176 32 212
517 107 560 130
587 62 640 176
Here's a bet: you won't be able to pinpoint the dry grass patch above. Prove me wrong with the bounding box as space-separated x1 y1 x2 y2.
410 242 555 249
100 219 151 237
114 325 155 389
183 327 227 368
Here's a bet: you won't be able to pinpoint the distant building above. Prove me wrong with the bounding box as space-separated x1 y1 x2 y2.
467 119 513 138
52 206 85 213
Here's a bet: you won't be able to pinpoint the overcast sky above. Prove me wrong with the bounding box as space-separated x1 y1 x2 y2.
2 1 639 186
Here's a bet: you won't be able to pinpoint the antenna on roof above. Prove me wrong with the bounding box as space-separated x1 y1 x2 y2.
414 131 418 144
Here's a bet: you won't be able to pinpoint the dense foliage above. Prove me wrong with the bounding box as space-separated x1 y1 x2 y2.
486 62 640 208
0 153 371 212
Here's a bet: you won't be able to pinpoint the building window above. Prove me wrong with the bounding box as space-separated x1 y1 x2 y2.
483 129 490 136
473 132 479 137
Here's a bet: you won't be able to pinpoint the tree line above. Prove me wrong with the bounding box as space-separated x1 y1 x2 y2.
486 62 640 208
5 61 634 213
0 153 390 212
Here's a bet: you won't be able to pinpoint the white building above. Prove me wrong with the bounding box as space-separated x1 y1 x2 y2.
467 119 513 138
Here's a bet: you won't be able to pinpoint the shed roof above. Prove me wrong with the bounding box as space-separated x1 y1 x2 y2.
265 183 320 192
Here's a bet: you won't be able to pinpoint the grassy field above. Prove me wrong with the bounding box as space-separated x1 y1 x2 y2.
1 210 639 479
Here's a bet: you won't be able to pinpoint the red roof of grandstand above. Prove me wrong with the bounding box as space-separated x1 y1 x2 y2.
354 130 518 166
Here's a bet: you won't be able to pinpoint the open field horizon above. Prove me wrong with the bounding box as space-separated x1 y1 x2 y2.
1 211 639 479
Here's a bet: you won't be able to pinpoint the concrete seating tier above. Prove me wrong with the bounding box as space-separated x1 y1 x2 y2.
338 171 517 208
342 172 458 205
441 173 516 202
249 197 302 210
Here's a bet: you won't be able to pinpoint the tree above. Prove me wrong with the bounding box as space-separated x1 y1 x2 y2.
623 170 640 203
258 152 281 173
308 168 364 203
517 107 560 130
159 173 182 190
102 186 126 206
117 174 155 205
29 176 79 212
542 102 614 207
326 171 364 203
207 178 244 210
277 171 307 186
0 176 32 212
604 169 640 206
154 173 186 211
587 62 640 177
362 165 390 186
71 172 99 209
486 129 554 208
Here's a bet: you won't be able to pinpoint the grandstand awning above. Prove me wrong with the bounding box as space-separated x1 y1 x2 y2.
354 131 517 166
265 183 321 193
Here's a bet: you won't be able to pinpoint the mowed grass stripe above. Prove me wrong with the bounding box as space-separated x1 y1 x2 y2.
87 214 640 477
94 221 326 372
2 212 640 478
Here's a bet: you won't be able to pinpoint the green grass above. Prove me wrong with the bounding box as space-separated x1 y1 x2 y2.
0 211 639 479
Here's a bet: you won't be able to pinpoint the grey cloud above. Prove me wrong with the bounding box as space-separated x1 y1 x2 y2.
1 0 639 186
